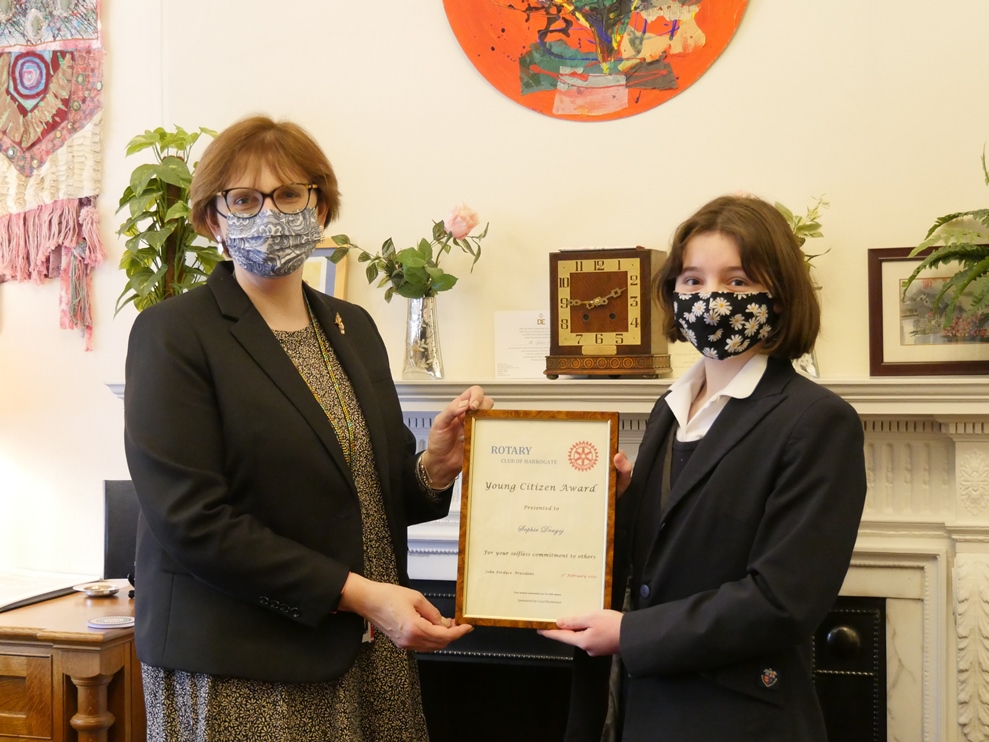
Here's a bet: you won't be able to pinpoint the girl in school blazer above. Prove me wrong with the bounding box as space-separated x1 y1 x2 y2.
541 194 867 742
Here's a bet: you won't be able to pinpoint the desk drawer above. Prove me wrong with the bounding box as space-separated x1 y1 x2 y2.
0 651 52 739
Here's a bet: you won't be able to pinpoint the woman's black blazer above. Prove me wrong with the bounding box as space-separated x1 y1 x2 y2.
124 262 450 683
567 357 867 741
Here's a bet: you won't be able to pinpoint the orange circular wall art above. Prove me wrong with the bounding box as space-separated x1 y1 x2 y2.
444 0 748 122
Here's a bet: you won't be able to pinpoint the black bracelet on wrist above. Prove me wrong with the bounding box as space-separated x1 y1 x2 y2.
416 455 455 493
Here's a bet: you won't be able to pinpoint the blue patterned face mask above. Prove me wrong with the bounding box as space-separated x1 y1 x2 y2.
223 207 323 277
673 290 780 360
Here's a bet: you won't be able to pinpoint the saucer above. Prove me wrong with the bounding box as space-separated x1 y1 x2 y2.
87 615 134 629
74 582 120 598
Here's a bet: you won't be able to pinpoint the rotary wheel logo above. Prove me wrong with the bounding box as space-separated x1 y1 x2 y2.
568 441 599 472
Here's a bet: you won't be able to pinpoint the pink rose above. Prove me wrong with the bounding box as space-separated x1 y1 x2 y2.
443 203 479 239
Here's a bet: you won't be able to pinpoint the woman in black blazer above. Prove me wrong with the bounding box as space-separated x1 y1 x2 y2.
124 115 492 741
541 195 867 741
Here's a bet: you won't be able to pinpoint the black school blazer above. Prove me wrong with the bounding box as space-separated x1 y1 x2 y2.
124 262 450 683
567 357 867 742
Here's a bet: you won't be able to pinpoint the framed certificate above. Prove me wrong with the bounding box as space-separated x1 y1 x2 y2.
456 409 618 628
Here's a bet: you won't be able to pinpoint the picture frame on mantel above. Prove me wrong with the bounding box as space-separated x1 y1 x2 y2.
302 243 348 299
867 247 989 376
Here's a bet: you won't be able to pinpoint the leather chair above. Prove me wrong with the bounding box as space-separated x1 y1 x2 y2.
103 480 140 580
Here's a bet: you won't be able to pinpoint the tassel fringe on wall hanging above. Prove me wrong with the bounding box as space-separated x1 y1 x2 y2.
0 0 103 349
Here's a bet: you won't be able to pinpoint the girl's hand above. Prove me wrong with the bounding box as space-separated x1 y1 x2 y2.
615 451 633 498
339 573 472 652
421 386 494 485
537 609 623 657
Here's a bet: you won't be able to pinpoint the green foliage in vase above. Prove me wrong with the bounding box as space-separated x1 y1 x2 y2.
116 125 221 313
902 147 989 329
328 204 488 302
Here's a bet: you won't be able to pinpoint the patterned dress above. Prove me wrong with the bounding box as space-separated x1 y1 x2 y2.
143 320 430 741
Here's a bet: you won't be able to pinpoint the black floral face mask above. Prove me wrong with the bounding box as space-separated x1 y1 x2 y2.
672 291 780 360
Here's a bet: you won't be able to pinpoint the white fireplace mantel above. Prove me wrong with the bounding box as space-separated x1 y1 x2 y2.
394 376 989 417
110 375 989 416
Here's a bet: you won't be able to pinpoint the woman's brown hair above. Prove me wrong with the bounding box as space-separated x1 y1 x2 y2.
189 115 341 238
657 194 820 359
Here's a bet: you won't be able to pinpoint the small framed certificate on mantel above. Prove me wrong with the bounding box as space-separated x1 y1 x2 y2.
456 409 617 628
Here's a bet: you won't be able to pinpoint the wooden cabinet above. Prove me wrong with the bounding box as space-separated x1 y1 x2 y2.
0 587 144 742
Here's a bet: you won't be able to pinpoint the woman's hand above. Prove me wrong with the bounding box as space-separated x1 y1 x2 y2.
537 609 623 657
421 385 494 485
339 573 472 652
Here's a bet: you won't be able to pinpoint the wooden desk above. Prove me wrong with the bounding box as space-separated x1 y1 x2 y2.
0 585 144 742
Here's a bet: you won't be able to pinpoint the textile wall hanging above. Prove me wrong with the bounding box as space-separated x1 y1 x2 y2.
443 0 748 122
0 0 103 349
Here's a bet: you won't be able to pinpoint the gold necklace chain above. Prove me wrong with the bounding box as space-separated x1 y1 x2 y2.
301 294 355 468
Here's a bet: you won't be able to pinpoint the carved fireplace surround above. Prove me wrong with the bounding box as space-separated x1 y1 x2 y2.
397 376 989 742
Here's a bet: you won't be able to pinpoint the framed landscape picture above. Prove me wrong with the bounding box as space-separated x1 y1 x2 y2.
867 247 989 376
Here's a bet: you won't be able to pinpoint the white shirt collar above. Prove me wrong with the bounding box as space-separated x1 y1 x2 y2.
665 353 769 440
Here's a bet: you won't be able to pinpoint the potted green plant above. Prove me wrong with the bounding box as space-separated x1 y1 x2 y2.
776 196 830 377
775 195 830 273
115 125 221 313
902 148 989 333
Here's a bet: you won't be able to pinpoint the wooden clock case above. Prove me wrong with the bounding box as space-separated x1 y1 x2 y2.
545 246 671 379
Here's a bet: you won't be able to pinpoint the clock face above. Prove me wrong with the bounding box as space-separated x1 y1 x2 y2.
556 257 642 348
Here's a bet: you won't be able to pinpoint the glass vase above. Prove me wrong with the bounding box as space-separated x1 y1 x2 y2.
403 296 444 380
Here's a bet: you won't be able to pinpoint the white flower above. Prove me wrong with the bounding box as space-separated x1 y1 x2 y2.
709 296 732 317
702 347 719 358
759 325 772 339
703 312 717 326
748 303 769 323
681 328 697 345
730 314 746 330
691 300 706 317
708 328 723 342
744 318 761 337
725 334 745 353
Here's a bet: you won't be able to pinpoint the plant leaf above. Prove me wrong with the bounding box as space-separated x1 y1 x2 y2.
430 273 458 292
164 201 190 222
398 247 427 268
156 156 193 188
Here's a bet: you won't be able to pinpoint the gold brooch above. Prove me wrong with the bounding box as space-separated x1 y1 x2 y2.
335 313 345 334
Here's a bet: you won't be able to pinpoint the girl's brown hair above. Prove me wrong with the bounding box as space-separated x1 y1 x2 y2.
657 195 820 359
189 115 341 238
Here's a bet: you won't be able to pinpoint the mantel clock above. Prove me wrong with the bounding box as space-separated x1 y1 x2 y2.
545 247 670 379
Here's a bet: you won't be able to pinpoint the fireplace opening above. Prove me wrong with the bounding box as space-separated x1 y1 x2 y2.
813 595 887 742
415 581 887 742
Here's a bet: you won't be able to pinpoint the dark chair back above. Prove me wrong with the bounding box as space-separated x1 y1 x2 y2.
104 480 140 579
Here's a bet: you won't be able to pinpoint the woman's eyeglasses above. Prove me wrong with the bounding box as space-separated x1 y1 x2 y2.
215 183 318 218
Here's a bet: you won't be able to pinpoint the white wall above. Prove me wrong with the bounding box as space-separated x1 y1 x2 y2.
1 0 987 573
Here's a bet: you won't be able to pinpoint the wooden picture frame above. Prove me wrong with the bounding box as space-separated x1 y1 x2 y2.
456 409 617 629
302 242 348 299
867 247 989 376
